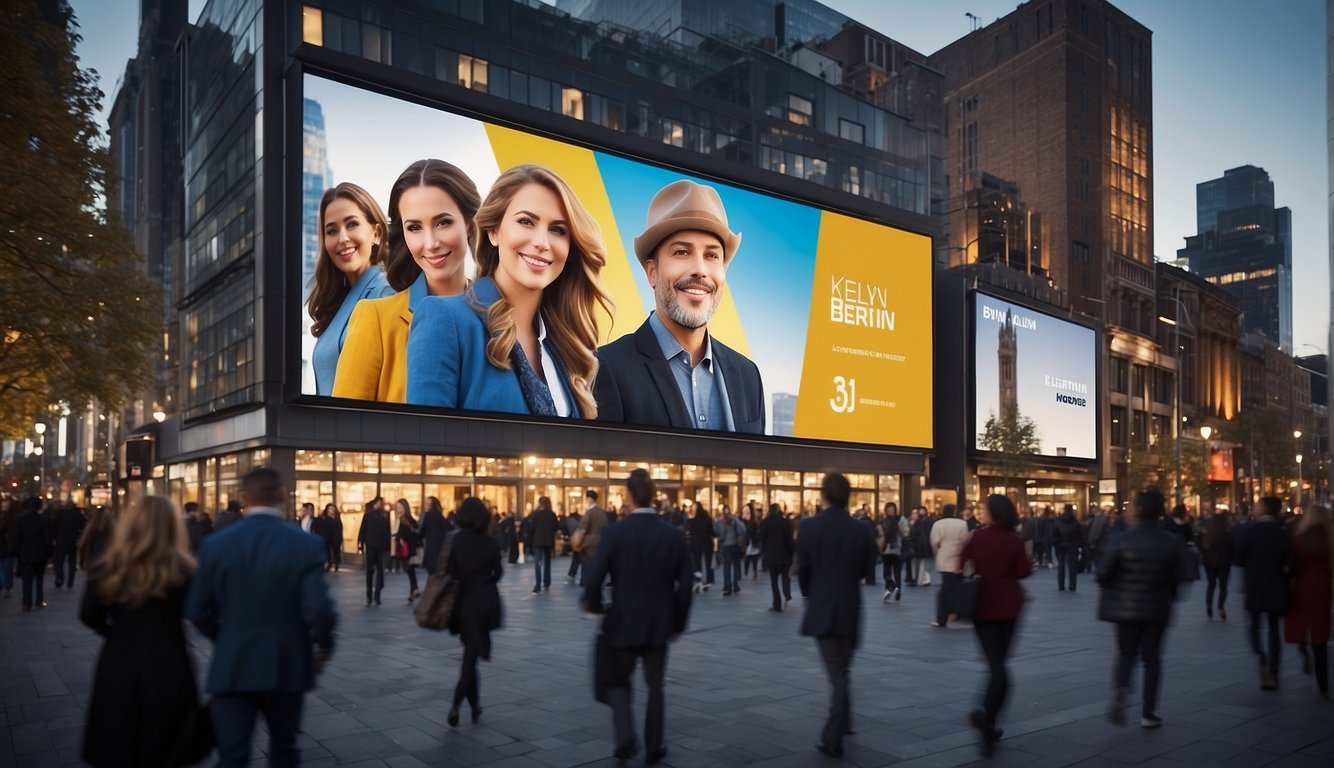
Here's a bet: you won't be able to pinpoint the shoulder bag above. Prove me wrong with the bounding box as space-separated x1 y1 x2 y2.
414 532 458 631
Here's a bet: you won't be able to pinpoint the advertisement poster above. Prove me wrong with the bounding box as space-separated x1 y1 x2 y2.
973 293 1096 459
300 74 932 449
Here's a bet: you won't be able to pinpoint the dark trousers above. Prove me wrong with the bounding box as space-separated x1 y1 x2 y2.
816 635 855 750
607 645 668 754
903 555 916 584
937 571 962 625
1204 566 1229 611
568 550 583 578
453 641 483 710
743 552 760 578
53 546 77 588
325 542 341 571
768 564 792 609
1114 622 1165 717
404 563 418 595
0 556 14 592
1056 546 1078 590
722 545 741 591
19 562 45 607
212 691 303 768
882 553 902 590
1298 643 1330 694
364 549 385 601
1249 610 1282 673
532 546 553 588
507 538 519 564
974 620 1016 729
691 550 713 585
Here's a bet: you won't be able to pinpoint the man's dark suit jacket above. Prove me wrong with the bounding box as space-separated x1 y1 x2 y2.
758 510 794 569
594 316 765 434
13 510 53 565
358 509 391 552
186 512 336 695
797 506 877 645
1236 517 1296 614
529 507 559 549
53 506 85 549
583 510 693 649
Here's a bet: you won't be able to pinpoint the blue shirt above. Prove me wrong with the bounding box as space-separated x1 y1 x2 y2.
647 312 734 431
311 266 394 395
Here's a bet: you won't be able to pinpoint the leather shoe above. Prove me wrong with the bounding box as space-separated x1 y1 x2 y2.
446 707 459 728
646 747 668 765
613 740 639 761
815 741 843 757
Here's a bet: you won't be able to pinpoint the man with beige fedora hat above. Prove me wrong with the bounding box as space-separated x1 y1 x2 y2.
594 179 765 434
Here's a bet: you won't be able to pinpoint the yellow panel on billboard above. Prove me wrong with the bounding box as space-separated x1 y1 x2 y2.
792 212 933 448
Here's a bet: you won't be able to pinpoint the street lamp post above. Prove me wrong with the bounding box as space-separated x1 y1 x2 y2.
33 422 46 498
1296 453 1304 509
1158 285 1189 507
1200 425 1213 511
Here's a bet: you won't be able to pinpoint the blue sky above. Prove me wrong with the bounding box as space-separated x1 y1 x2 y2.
73 0 1330 357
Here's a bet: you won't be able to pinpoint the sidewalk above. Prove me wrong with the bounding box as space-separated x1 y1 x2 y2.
2 560 1331 767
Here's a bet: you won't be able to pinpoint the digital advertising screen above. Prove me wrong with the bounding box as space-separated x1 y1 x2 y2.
973 292 1097 460
298 74 933 449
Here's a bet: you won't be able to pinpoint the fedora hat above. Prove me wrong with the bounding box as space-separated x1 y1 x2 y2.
633 180 742 264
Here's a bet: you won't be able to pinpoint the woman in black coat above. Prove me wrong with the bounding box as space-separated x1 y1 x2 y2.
758 504 794 611
394 499 422 602
420 496 449 574
447 497 504 727
81 496 208 767
1200 512 1234 620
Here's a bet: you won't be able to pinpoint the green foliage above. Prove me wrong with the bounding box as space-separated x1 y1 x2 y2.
0 5 161 437
980 404 1041 497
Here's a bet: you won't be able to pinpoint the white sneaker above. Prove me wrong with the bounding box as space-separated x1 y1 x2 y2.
1140 715 1163 729
883 590 893 603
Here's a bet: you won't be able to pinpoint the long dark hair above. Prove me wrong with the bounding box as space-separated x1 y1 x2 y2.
307 183 390 337
384 159 481 292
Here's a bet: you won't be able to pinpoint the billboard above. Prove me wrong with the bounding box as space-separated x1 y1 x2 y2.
973 292 1097 460
298 74 932 449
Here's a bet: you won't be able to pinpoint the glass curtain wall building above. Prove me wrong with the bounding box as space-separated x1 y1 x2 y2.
149 0 938 528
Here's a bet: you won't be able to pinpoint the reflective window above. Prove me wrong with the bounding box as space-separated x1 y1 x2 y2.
336 452 380 474
381 453 423 475
296 449 334 472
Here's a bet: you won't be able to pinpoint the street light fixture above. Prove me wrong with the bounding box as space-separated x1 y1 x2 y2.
1159 285 1192 507
33 421 46 497
1296 453 1304 509
1199 425 1213 510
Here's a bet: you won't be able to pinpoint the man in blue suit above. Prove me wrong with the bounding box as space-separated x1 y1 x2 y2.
187 467 337 767
583 468 693 765
797 472 878 758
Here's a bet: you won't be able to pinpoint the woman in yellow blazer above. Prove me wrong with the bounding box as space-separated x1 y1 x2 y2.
334 160 481 402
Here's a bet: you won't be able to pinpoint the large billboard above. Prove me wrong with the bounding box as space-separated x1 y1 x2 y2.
298 74 932 449
973 292 1097 460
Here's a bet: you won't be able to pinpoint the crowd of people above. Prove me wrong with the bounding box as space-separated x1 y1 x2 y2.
2 474 1331 765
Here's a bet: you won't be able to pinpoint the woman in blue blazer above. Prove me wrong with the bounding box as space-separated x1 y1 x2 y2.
406 164 611 417
307 183 396 395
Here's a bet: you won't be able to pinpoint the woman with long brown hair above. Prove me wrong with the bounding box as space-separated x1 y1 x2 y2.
307 182 395 395
405 164 611 416
334 160 481 402
81 496 209 767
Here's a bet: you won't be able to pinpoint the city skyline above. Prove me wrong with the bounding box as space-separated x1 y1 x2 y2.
71 0 1329 357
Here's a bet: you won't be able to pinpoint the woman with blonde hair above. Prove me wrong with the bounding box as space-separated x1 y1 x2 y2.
405 164 611 417
81 496 210 767
1285 505 1333 698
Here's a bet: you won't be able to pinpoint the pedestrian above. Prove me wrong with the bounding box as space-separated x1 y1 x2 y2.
1164 504 1194 544
1035 507 1055 568
214 499 242 532
52 502 85 589
1085 504 1111 573
912 507 935 586
13 497 53 611
1053 504 1085 592
759 502 794 611
688 504 715 592
714 507 745 595
529 496 559 593
930 504 969 627
184 501 212 553
186 467 336 767
572 489 609 586
420 496 449 575
394 499 421 602
797 472 879 758
1284 505 1331 699
320 503 344 572
960 494 1032 757
582 468 693 764
1236 496 1295 691
78 506 114 573
296 502 316 534
358 496 391 606
1200 510 1234 620
0 497 16 600
901 507 919 586
446 497 504 727
742 504 762 580
880 502 907 602
81 496 210 768
1097 487 1186 728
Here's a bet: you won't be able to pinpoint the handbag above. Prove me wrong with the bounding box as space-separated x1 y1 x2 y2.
414 533 458 631
167 700 214 766
951 574 982 621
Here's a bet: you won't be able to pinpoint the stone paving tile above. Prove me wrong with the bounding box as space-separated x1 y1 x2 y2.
4 562 1334 766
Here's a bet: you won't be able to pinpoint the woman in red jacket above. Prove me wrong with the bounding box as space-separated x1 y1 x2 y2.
1285 505 1332 699
960 494 1032 757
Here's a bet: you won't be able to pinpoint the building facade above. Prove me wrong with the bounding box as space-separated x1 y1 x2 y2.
127 0 939 536
1178 165 1294 352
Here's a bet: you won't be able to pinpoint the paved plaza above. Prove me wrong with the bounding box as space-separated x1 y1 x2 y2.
2 557 1332 767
